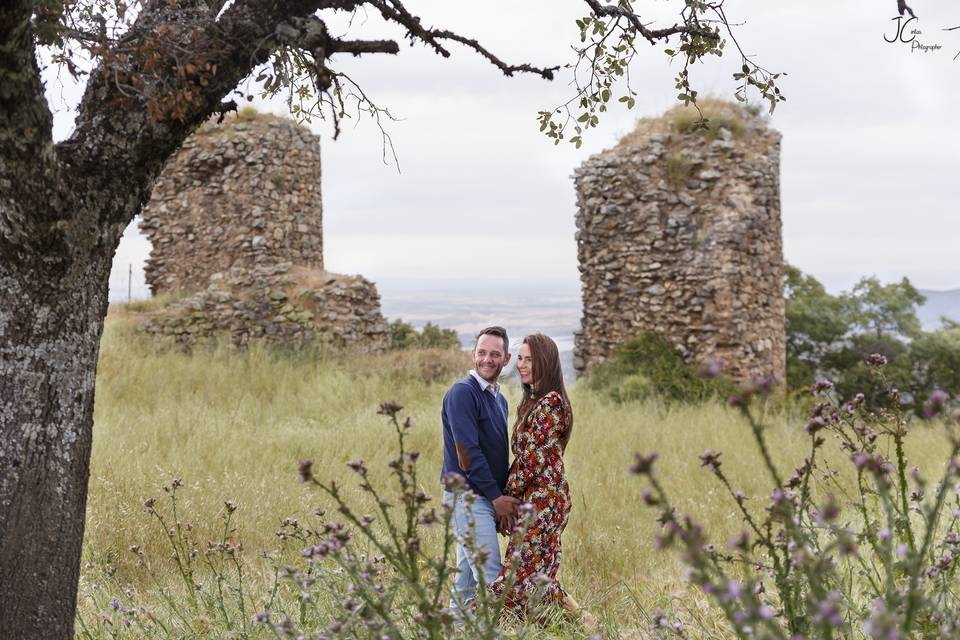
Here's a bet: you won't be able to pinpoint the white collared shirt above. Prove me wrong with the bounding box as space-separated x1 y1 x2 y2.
469 370 500 396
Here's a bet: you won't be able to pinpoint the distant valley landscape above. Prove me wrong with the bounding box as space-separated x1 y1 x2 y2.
108 280 960 380
380 284 960 379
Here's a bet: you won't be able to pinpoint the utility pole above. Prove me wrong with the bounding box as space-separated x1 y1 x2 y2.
128 264 132 303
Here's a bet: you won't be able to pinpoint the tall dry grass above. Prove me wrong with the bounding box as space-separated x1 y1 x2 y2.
78 313 953 638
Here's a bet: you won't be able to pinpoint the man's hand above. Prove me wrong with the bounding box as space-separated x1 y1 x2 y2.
493 495 520 535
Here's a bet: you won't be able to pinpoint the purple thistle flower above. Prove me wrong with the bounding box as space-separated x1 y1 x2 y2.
728 530 749 551
923 389 949 418
699 359 724 379
441 472 465 492
818 495 841 524
699 449 723 473
750 372 778 397
865 353 888 367
297 459 314 483
346 458 368 476
377 401 404 417
852 452 870 470
812 591 844 627
630 452 658 476
812 378 834 394
805 416 827 435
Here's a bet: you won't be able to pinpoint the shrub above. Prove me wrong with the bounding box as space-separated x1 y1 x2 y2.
633 357 960 639
388 319 461 351
586 332 733 404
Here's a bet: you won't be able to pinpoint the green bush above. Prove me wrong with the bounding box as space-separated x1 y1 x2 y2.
388 319 460 351
586 333 733 403
784 266 960 413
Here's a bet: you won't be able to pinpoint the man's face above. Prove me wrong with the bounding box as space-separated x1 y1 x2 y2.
474 334 510 383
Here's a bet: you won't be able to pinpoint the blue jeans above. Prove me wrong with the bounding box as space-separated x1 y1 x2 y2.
444 491 502 609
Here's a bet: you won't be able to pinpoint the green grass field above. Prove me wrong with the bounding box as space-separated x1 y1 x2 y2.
76 312 954 638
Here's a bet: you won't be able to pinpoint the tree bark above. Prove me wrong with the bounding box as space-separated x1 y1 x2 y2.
0 247 113 638
0 1 556 636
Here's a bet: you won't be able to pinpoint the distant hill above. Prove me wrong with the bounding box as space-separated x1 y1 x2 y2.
918 289 960 329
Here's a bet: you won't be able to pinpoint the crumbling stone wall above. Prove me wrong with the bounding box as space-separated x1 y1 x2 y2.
573 103 785 382
140 114 324 294
137 263 388 351
137 112 387 351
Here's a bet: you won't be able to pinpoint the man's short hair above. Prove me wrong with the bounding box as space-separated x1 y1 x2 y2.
475 326 509 355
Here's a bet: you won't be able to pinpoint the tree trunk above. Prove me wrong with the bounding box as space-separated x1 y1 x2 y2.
0 246 114 638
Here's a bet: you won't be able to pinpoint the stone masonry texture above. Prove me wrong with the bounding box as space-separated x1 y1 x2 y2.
137 112 388 351
573 103 786 383
141 114 324 292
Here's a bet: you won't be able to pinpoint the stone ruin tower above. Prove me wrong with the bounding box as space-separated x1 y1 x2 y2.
573 101 785 382
137 111 388 350
141 114 324 293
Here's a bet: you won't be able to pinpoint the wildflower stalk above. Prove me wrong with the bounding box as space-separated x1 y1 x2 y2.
287 401 522 639
903 438 960 632
893 425 917 554
635 360 960 638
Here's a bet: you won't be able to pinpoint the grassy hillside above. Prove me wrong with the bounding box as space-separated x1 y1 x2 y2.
77 311 954 638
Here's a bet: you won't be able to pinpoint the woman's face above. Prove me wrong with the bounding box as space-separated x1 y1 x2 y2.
517 343 535 386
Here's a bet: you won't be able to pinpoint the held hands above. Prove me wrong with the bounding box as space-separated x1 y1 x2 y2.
492 495 520 535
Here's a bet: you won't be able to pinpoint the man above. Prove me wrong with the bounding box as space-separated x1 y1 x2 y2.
441 325 520 610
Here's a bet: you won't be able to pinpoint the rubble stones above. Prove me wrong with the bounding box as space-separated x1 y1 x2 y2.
138 263 388 351
573 104 786 383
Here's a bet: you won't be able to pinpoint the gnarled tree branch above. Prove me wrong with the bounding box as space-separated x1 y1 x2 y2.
0 1 67 254
370 0 558 79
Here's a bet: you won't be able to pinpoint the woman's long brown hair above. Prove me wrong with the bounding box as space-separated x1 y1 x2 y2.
515 333 573 450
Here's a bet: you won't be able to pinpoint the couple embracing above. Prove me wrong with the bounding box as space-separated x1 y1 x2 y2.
440 326 594 628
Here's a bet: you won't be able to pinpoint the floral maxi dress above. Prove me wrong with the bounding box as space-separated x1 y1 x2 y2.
488 390 571 611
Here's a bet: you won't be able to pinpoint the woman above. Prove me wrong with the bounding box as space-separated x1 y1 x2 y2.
487 333 594 628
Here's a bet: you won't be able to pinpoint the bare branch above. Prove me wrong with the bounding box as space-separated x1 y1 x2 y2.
329 38 400 56
370 0 558 79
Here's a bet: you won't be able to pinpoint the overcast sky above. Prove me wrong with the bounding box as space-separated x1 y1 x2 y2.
45 1 959 301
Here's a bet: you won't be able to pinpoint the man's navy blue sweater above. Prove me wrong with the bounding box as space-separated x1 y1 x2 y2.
440 374 509 501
